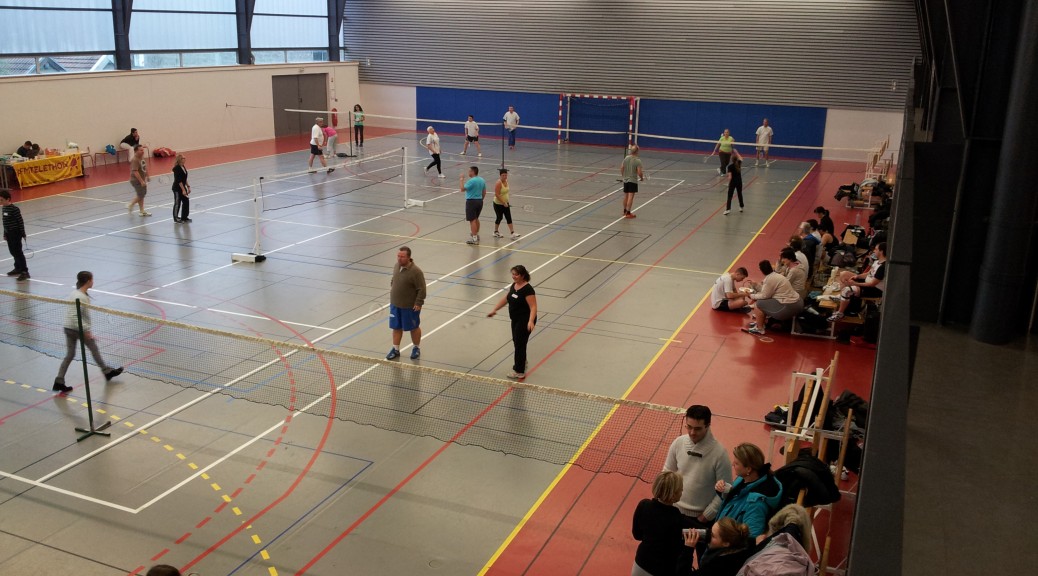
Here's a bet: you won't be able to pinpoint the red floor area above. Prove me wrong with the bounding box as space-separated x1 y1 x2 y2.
483 160 876 576
6 127 405 203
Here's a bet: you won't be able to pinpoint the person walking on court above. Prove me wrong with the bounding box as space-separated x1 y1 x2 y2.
171 154 191 223
352 104 365 148
621 145 644 218
1 189 29 281
711 129 736 175
53 271 124 393
487 265 537 379
424 126 445 178
386 246 427 361
492 168 520 240
461 165 487 244
503 105 520 150
127 145 151 216
724 150 744 215
755 118 774 166
308 117 333 173
462 115 482 156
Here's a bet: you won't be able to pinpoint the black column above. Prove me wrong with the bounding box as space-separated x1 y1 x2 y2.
236 0 256 65
111 0 132 71
328 0 347 61
971 0 1038 343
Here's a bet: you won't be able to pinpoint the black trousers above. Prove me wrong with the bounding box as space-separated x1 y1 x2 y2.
726 179 743 210
427 154 442 174
493 202 513 225
7 236 28 273
354 125 364 146
719 152 731 174
173 190 190 220
511 317 535 373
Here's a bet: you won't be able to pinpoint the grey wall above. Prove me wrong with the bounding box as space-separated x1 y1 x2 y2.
343 0 920 110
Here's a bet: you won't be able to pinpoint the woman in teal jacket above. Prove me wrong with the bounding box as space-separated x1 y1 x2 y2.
715 443 783 537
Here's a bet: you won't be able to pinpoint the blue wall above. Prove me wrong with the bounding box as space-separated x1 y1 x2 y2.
415 87 827 159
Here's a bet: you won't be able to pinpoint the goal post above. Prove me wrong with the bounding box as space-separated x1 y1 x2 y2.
559 93 640 149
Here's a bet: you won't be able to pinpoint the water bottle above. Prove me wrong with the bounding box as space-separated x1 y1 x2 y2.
854 212 861 226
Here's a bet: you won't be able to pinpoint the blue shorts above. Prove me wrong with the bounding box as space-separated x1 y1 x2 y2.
389 304 421 331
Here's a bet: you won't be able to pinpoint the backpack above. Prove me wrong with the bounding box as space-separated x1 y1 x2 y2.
105 144 117 155
773 448 841 509
153 147 176 158
737 533 814 576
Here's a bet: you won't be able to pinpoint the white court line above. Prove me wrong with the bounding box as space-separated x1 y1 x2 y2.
205 308 336 332
0 469 137 513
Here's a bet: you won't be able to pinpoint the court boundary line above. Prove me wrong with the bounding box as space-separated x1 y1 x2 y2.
474 162 817 575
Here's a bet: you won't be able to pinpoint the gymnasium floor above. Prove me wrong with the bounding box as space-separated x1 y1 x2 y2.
0 130 875 576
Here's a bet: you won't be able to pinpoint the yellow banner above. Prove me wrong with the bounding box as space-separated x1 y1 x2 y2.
12 153 83 187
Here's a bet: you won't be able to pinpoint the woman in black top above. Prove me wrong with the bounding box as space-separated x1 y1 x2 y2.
678 517 752 576
487 264 537 379
631 471 685 576
724 152 744 215
171 154 191 222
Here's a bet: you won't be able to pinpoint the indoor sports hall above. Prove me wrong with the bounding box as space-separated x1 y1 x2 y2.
1 3 1035 576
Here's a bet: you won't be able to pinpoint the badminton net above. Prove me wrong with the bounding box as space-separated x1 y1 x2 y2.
1 288 695 482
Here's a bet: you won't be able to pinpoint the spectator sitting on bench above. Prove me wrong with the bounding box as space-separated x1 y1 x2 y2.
778 248 808 300
710 267 752 312
787 236 810 272
828 242 886 322
119 128 148 157
746 260 803 336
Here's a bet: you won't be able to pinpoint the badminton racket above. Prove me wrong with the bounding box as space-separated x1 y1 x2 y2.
23 238 33 259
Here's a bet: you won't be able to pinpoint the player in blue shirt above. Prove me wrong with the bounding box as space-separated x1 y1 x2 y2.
461 166 487 245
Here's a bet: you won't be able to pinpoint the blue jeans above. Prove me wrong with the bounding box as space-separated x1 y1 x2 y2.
508 129 516 147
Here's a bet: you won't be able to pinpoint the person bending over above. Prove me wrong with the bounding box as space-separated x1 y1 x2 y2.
746 260 803 335
828 242 886 322
710 267 751 312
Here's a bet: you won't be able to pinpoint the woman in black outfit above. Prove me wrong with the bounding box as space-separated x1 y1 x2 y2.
487 264 537 379
724 151 744 215
171 154 191 222
631 471 684 576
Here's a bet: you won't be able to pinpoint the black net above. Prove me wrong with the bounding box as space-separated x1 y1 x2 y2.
258 148 403 213
566 96 631 147
0 289 686 482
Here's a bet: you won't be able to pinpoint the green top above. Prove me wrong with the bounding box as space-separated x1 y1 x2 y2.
718 135 734 153
353 111 364 126
621 155 642 183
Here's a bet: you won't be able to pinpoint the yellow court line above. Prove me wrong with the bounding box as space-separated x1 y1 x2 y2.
476 163 816 575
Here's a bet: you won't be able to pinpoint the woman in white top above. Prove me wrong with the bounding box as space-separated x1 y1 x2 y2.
746 260 804 335
462 115 482 156
424 126 444 178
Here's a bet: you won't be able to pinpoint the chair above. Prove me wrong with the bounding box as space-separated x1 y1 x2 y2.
79 147 94 174
115 148 130 163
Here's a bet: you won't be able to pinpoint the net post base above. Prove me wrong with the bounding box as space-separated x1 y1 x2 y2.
75 420 112 442
232 253 267 263
404 199 425 208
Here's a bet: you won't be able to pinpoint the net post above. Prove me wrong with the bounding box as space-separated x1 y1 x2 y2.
557 93 563 145
500 120 506 170
232 177 267 263
74 299 110 441
402 146 409 207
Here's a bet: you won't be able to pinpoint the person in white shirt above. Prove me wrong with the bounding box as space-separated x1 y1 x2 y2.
308 117 333 173
503 106 520 150
755 119 774 166
462 115 482 156
424 126 445 178
52 271 123 393
711 267 752 311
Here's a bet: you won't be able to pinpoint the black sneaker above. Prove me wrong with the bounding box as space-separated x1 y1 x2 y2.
6 269 18 276
104 367 124 381
52 380 73 393
182 218 192 223
16 272 29 281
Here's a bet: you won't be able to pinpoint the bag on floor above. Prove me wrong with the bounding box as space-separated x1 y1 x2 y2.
153 147 176 157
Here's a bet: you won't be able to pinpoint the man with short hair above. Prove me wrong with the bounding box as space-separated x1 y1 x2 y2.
664 404 733 528
620 145 644 218
462 115 482 157
387 246 427 360
503 106 520 150
1 189 29 281
309 117 333 173
53 271 124 393
711 267 751 311
461 165 487 245
755 118 773 166
16 141 37 158
127 145 151 217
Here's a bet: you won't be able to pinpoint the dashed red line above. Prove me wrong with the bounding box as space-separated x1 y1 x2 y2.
231 487 243 499
150 548 170 562
244 474 256 484
273 437 283 446
214 502 228 514
256 460 268 471
174 532 192 545
129 564 145 575
195 516 212 529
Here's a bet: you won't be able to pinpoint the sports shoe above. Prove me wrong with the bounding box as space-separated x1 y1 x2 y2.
52 379 73 394
493 231 504 238
127 202 134 213
507 371 525 379
754 160 759 166
438 174 446 179
173 218 182 223
511 233 521 240
466 236 479 245
827 312 845 322
182 218 192 223
739 206 744 212
478 153 483 157
747 327 766 336
624 212 636 219
386 348 400 360
16 272 29 281
460 151 467 155
104 367 124 381
410 347 420 360
327 168 335 174
140 211 152 217
308 169 317 174
748 321 757 329
6 269 18 276
723 209 730 215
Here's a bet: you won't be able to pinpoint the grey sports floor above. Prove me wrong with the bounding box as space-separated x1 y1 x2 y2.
0 133 814 575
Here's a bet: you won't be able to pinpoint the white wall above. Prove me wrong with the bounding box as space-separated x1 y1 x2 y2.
358 83 416 129
0 63 360 155
822 109 905 163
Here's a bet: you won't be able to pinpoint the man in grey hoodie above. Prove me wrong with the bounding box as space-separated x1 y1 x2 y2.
664 404 733 528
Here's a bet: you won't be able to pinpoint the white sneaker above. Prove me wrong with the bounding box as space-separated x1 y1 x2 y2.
754 160 759 166
511 233 521 240
139 211 152 217
438 174 446 179
466 236 478 245
460 151 466 155
739 206 744 212
493 231 503 238
478 153 483 157
723 209 731 215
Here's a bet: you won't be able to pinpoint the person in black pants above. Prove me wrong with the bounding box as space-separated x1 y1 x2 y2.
724 151 744 215
1 188 29 281
353 104 365 148
487 264 537 379
171 154 191 222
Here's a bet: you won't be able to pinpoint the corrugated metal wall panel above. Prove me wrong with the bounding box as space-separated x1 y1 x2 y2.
343 0 920 110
